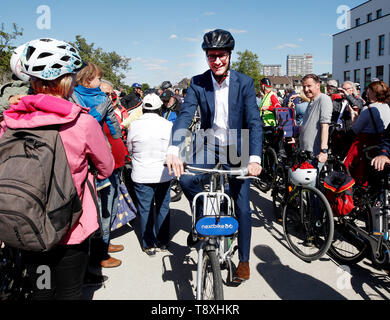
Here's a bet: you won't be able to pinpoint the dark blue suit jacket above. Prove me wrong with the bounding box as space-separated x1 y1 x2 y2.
171 69 262 159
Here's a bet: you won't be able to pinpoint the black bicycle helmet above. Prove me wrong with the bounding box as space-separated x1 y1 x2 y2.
261 78 272 87
202 29 235 52
160 81 172 90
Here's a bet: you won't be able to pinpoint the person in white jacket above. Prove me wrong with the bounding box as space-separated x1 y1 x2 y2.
127 93 173 256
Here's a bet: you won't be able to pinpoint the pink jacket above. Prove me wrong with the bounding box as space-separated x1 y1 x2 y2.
0 94 115 245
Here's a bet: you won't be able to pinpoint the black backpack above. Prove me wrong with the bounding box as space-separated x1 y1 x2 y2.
0 125 83 252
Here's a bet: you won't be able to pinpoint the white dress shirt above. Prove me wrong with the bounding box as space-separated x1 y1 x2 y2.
167 71 261 165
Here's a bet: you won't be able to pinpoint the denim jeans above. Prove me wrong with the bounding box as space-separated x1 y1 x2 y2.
132 181 171 249
179 144 252 263
98 170 120 245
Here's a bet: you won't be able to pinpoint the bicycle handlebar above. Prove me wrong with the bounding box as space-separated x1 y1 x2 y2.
184 165 248 176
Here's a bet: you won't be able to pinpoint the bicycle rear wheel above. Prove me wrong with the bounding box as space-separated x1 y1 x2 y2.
282 186 334 261
255 147 278 193
200 250 224 300
328 208 370 265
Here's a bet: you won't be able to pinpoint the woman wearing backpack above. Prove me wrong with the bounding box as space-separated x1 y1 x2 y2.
0 38 114 300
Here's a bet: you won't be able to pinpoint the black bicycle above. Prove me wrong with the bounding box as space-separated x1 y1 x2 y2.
324 146 390 269
274 149 334 261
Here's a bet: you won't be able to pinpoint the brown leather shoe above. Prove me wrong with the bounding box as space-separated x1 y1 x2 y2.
233 262 250 283
100 256 122 268
108 243 124 253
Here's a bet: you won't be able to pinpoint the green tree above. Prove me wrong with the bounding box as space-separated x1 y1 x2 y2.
231 50 263 85
0 23 23 83
70 35 131 89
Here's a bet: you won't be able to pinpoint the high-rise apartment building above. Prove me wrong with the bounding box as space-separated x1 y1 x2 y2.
286 54 314 76
262 64 283 76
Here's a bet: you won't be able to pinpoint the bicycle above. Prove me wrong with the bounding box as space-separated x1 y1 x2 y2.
183 165 258 300
324 146 390 269
254 126 280 193
273 149 334 262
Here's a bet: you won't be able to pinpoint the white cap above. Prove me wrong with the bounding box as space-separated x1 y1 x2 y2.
142 93 163 110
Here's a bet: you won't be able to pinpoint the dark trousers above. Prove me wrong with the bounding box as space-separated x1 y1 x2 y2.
180 144 252 262
133 181 171 249
23 239 89 300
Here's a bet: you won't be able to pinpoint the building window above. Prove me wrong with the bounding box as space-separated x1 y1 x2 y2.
377 9 382 19
367 13 372 22
355 18 360 27
345 45 350 63
356 42 361 60
354 69 361 84
365 39 371 59
376 65 384 81
344 71 351 81
379 35 385 56
364 67 371 88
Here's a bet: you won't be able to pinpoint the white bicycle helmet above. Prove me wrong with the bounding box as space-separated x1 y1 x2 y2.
10 43 30 81
21 38 84 80
289 167 317 186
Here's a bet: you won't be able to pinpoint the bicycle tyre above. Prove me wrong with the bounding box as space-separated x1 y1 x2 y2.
272 164 287 221
170 179 183 202
255 147 278 193
200 250 224 300
282 185 334 262
327 209 370 265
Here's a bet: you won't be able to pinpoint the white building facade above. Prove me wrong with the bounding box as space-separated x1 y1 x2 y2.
286 54 314 76
333 0 390 89
262 64 283 76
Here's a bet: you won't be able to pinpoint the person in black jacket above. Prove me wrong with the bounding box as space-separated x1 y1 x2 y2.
120 83 143 112
329 81 364 158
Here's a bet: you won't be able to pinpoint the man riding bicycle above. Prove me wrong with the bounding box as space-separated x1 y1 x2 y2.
166 29 262 284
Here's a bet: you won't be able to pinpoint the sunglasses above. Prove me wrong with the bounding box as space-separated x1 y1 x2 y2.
207 53 229 63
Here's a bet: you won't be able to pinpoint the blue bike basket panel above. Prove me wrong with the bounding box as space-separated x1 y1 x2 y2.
195 216 239 237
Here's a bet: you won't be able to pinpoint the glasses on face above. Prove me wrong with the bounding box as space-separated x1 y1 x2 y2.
104 92 117 99
207 53 229 63
342 87 353 91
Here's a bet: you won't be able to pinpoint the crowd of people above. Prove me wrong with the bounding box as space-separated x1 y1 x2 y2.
0 28 389 300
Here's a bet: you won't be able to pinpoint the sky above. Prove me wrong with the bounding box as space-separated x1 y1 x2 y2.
1 0 364 88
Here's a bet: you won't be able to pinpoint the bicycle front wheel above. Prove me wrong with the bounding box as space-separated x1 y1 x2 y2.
200 250 224 300
282 186 334 261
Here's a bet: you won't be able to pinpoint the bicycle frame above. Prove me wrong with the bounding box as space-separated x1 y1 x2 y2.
183 165 251 300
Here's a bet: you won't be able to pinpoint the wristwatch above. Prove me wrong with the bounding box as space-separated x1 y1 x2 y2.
320 149 329 154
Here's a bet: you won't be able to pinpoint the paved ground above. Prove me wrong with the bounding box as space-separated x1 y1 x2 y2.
83 186 390 301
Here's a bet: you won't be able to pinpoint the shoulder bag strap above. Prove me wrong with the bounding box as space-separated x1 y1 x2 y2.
367 106 380 135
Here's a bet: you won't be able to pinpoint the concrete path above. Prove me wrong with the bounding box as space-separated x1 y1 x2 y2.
84 186 390 301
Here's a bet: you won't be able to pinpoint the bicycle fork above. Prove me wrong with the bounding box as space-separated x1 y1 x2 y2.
196 242 205 300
